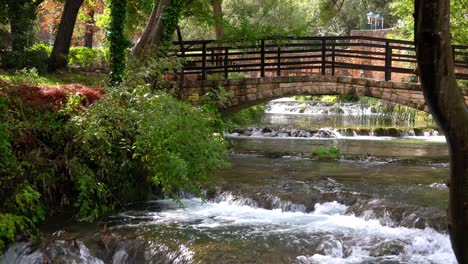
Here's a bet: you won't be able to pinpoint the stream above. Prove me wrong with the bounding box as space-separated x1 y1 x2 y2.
1 99 455 263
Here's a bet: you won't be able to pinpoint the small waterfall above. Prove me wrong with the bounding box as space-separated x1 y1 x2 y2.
226 126 443 141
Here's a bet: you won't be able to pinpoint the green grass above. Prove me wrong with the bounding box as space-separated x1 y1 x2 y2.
0 69 108 87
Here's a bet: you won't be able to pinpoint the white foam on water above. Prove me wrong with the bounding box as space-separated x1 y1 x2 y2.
265 100 373 116
134 196 456 263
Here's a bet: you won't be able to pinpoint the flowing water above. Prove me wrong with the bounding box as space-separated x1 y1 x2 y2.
1 99 455 263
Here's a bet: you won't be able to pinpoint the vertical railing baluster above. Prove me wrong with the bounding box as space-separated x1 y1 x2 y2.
277 45 281 77
224 47 229 79
331 40 336 76
261 40 265 78
452 45 456 64
201 42 207 80
321 39 326 75
385 40 392 81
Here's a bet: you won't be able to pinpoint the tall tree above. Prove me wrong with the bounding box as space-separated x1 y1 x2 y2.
48 0 84 71
83 1 96 48
109 0 130 84
414 0 468 262
3 0 44 53
211 0 223 39
132 0 192 60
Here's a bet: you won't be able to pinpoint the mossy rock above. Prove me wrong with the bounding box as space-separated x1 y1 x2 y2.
387 128 400 137
369 240 405 257
344 128 354 136
329 106 344 114
355 128 371 136
373 127 386 136
413 127 424 136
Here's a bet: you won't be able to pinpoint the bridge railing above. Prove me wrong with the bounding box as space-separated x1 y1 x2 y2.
173 36 468 82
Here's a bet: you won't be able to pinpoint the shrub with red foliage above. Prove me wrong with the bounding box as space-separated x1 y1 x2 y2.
14 83 105 110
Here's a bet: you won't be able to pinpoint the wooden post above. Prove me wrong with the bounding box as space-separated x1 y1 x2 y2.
321 39 326 75
385 40 392 81
277 45 281 77
452 46 456 62
260 40 265 77
201 42 207 80
331 40 336 76
176 27 185 83
224 47 229 79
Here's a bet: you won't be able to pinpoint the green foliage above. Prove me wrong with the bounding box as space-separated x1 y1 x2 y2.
108 0 131 84
2 0 40 53
68 158 112 221
13 185 45 224
196 86 234 132
1 43 51 74
458 80 468 89
134 93 227 199
390 0 467 44
228 105 265 126
0 98 19 200
71 84 227 212
9 68 45 86
0 184 44 253
0 213 35 253
221 0 311 41
69 47 109 67
313 145 341 160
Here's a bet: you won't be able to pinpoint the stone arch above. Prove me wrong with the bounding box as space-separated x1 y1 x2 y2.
180 74 468 115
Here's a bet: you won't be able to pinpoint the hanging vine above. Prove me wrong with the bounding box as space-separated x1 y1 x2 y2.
109 0 131 85
159 0 187 52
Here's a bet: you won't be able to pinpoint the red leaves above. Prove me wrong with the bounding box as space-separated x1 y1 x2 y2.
16 83 104 110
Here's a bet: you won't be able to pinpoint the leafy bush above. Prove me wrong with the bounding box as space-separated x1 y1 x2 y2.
70 84 227 217
69 47 110 68
0 184 44 252
24 43 52 73
228 104 265 126
0 78 227 249
0 43 51 73
69 47 95 67
9 68 45 86
313 146 341 160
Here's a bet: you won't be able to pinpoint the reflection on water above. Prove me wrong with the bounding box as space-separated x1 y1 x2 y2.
1 99 454 264
229 136 448 161
1 155 454 264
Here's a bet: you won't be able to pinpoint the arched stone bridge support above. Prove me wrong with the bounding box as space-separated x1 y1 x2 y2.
179 75 468 115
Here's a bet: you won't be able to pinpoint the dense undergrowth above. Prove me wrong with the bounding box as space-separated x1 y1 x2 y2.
0 43 109 74
0 73 227 252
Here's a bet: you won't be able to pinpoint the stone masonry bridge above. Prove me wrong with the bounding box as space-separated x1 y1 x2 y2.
166 36 468 114
181 75 468 115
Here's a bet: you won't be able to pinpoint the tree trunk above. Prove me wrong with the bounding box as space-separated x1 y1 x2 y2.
212 0 223 39
414 0 468 263
84 9 95 48
48 0 84 71
7 0 42 53
132 0 172 60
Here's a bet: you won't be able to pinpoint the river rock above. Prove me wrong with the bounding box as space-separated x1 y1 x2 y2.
369 240 405 257
314 129 336 138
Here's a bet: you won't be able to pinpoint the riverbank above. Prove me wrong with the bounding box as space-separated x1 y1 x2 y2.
0 77 227 253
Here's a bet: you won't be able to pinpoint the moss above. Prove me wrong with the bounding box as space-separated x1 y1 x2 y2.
387 128 400 137
373 127 386 136
413 127 424 136
355 128 371 136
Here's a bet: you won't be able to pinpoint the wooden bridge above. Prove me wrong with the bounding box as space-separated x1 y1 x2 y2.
166 36 468 114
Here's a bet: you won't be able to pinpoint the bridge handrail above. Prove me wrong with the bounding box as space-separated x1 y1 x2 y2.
172 36 468 82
